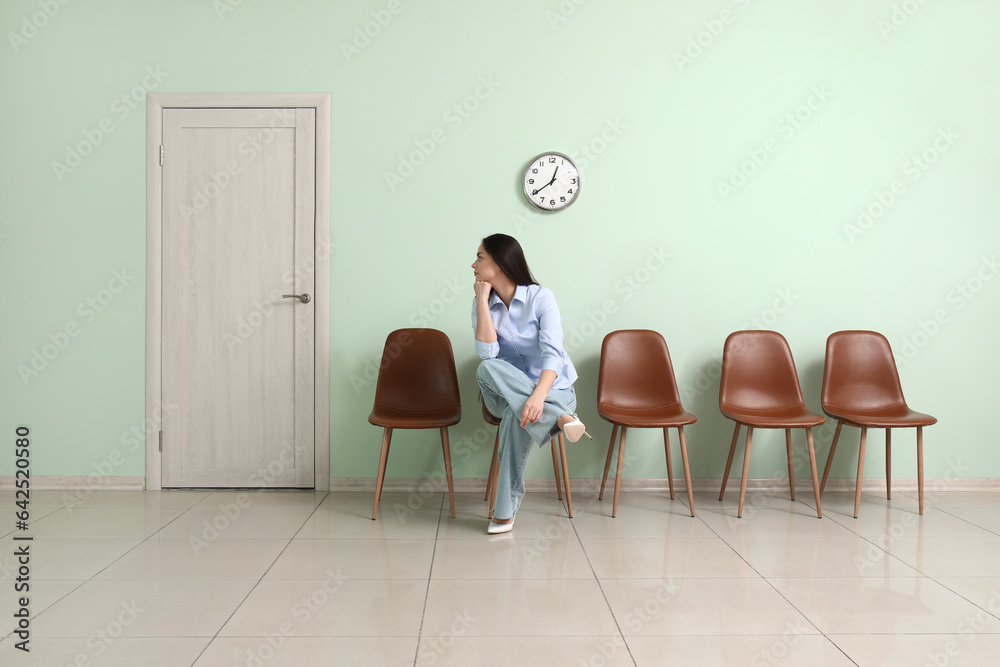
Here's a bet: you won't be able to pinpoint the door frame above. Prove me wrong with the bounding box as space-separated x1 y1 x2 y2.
145 93 331 490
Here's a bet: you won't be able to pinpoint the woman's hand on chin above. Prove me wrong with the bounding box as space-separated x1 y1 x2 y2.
474 280 493 301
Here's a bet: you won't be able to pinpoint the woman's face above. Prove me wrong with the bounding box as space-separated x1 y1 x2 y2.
472 244 504 284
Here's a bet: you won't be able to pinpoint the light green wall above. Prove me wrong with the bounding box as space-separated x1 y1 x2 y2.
1 0 997 485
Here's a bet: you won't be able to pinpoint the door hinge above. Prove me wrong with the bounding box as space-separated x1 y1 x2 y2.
159 145 163 166
158 430 163 452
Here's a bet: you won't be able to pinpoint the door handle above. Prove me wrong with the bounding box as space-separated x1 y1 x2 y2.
282 293 311 304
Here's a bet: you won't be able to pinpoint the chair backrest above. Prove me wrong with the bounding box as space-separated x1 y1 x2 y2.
822 330 906 413
598 330 684 410
371 328 461 413
719 331 806 412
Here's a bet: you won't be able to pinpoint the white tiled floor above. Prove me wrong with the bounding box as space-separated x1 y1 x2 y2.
1 487 999 666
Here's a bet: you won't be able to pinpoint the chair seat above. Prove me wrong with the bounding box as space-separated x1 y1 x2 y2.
481 402 501 426
369 404 462 429
598 404 697 428
721 405 824 429
824 405 937 428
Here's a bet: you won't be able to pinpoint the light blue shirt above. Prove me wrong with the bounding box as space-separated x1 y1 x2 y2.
472 284 578 390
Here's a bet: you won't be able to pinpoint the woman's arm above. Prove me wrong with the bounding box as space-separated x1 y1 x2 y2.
474 281 497 345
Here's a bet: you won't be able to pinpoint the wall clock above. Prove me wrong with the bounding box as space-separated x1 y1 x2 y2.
522 152 581 211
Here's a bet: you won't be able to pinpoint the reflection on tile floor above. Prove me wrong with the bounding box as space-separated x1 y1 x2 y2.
0 488 998 665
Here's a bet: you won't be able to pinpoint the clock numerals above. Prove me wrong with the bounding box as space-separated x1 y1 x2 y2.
523 152 581 211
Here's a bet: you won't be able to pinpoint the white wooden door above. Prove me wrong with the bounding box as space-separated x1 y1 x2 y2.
160 107 315 487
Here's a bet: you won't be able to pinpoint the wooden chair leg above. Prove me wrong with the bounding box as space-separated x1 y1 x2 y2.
820 421 844 496
663 428 675 500
557 433 573 518
372 427 393 520
551 438 563 501
917 426 924 515
806 427 822 519
488 446 499 520
485 430 499 501
719 423 741 500
599 424 619 500
612 427 628 518
738 427 753 518
885 428 892 500
854 427 867 519
678 426 695 517
440 428 456 519
785 428 796 501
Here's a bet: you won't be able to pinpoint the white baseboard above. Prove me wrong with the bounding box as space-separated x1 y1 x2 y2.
0 476 145 491
331 476 1000 493
3 475 997 494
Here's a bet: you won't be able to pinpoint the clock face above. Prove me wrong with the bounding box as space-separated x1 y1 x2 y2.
522 152 581 211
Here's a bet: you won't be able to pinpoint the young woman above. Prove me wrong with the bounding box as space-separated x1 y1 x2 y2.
472 233 590 535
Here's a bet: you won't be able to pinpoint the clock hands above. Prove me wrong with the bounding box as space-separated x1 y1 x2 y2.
530 166 560 196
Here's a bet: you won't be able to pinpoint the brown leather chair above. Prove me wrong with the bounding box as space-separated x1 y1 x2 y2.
370 329 461 520
819 330 937 517
596 330 696 518
718 331 824 518
482 402 572 518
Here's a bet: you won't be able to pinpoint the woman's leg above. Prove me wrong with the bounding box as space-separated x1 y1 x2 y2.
477 359 576 445
477 359 578 520
492 405 534 521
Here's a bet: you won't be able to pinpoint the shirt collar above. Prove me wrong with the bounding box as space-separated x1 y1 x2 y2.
489 284 529 308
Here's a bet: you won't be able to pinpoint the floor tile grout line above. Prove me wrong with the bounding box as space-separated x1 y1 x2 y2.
186 491 329 667
3 496 207 633
412 492 446 666
566 496 640 667
689 495 864 666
